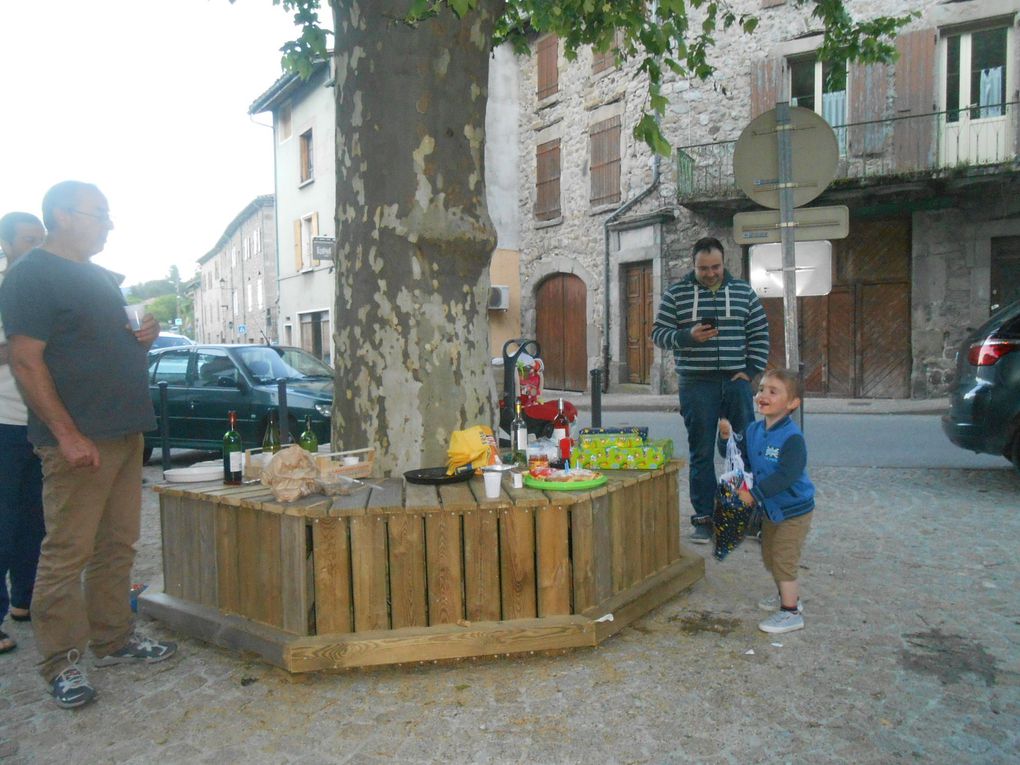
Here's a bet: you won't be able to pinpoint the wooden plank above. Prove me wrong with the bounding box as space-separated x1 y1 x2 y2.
329 486 371 517
499 507 536 619
536 504 571 616
216 501 240 613
424 511 464 626
591 490 613 603
639 478 656 579
666 465 680 563
365 478 404 513
350 515 389 631
404 482 441 513
608 480 631 593
387 513 428 629
178 497 200 603
462 507 501 622
285 616 596 672
311 517 352 634
196 498 218 607
439 480 481 512
257 510 283 628
160 495 183 599
235 506 262 623
651 471 669 574
569 497 596 613
280 515 310 635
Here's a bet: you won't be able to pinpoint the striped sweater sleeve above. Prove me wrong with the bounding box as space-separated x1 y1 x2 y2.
651 284 695 351
743 289 770 376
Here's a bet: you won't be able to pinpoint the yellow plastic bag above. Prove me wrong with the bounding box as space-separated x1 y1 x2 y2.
447 425 499 475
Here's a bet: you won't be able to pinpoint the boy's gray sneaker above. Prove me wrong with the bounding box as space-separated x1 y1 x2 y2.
689 525 713 544
94 633 177 667
757 594 802 613
50 650 96 709
758 609 805 634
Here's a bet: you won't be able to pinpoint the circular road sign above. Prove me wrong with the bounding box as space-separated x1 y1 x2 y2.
733 106 839 209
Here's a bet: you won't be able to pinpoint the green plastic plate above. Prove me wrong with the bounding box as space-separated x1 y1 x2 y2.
523 474 608 492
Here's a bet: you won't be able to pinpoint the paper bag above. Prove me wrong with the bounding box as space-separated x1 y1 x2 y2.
261 444 320 502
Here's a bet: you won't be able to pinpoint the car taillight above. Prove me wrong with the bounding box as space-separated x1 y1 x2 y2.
967 339 1020 366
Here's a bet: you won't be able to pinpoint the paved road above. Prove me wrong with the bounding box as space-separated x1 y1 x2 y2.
580 410 1012 471
1 457 1017 764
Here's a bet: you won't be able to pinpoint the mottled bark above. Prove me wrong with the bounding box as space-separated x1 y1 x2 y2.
329 0 503 474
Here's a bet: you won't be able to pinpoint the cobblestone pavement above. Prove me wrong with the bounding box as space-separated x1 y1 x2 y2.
1 464 1018 764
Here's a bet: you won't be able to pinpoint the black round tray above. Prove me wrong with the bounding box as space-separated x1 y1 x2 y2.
403 466 473 485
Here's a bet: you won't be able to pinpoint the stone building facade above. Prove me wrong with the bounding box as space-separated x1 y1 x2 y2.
515 0 1020 398
193 195 279 345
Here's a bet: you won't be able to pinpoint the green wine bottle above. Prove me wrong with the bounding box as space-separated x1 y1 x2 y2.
299 414 319 453
223 410 243 485
262 409 282 454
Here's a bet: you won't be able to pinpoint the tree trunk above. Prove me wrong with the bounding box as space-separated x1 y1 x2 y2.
330 0 503 474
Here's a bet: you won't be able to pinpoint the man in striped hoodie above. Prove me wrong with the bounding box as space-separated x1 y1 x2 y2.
651 237 770 543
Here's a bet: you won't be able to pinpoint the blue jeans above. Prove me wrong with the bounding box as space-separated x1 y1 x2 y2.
679 374 756 523
0 423 45 621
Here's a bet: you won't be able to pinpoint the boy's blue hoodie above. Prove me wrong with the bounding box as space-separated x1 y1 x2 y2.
726 415 815 523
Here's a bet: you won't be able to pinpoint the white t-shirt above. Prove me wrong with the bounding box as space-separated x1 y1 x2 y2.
0 255 29 426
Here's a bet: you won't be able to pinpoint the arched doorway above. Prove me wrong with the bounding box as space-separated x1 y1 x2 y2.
535 273 587 391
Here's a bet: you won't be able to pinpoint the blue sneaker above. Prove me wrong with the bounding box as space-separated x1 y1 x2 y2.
94 633 177 667
50 650 96 709
689 525 713 544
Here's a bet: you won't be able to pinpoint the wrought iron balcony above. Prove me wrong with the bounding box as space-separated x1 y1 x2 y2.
676 103 1020 204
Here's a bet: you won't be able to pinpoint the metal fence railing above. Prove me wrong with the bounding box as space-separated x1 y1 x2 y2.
676 103 1020 201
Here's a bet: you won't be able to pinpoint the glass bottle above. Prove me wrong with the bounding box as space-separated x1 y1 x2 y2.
299 414 319 453
552 397 570 443
510 400 528 467
222 410 243 485
262 408 282 454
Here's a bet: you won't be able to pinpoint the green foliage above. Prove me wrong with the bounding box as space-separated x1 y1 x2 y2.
257 0 915 155
126 278 175 302
146 294 180 324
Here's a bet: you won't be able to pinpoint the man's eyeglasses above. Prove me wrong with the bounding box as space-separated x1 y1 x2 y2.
70 209 112 224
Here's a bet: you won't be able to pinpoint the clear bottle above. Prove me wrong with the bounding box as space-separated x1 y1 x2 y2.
222 410 243 485
299 414 319 453
510 401 528 468
552 397 570 443
262 409 282 454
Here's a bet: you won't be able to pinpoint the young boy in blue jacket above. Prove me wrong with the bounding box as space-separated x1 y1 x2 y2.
719 367 815 634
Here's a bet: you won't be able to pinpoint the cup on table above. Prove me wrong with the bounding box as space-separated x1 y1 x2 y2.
483 469 502 499
124 304 145 331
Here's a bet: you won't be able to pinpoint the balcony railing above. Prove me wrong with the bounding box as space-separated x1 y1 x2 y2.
676 103 1020 202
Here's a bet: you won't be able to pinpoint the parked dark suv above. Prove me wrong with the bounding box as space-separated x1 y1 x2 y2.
942 300 1020 471
144 344 333 461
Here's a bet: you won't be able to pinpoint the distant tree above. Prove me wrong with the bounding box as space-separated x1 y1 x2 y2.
146 294 179 324
241 0 912 473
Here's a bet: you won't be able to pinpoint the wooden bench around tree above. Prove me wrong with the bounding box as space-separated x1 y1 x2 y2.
140 460 703 672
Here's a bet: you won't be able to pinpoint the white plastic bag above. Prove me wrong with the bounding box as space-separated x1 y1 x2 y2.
719 434 753 490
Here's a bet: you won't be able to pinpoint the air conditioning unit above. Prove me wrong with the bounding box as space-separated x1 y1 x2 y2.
487 285 510 311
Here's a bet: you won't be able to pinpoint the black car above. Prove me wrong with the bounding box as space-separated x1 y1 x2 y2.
942 300 1020 471
144 343 333 461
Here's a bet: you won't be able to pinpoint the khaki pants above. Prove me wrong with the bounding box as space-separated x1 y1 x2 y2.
761 511 812 583
34 434 142 681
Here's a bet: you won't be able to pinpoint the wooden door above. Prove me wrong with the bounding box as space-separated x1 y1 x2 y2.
624 262 654 384
762 219 911 398
536 273 588 391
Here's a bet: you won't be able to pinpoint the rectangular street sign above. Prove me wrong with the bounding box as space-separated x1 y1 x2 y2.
749 241 833 298
733 205 849 245
312 237 335 263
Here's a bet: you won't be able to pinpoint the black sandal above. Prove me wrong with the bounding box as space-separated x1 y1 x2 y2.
0 630 16 654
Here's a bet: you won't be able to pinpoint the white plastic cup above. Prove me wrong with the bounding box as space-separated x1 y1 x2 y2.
342 456 359 466
124 304 144 330
483 470 502 499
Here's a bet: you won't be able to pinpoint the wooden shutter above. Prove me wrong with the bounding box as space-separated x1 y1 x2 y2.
750 55 783 119
894 29 937 172
591 32 619 74
537 35 558 99
849 62 889 157
590 116 622 207
535 139 561 220
293 219 303 271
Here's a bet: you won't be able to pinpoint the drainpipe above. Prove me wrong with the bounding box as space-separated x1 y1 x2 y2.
601 153 661 391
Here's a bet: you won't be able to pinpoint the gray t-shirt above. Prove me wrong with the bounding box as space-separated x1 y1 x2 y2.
0 249 156 447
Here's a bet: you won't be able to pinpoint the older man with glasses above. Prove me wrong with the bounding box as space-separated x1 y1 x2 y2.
0 181 177 709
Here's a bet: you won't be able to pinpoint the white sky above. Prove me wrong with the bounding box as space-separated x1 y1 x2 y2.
0 0 308 286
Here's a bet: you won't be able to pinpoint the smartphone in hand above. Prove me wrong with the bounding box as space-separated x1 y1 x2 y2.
700 317 717 329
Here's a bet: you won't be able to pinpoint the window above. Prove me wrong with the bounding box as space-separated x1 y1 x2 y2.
279 102 292 142
231 247 237 267
246 282 253 308
293 212 319 271
789 55 847 150
300 311 332 364
299 129 314 183
254 228 262 255
946 26 1007 123
151 350 190 386
257 278 264 309
535 139 561 221
591 31 621 74
196 350 237 388
232 291 238 316
536 35 558 99
590 116 622 207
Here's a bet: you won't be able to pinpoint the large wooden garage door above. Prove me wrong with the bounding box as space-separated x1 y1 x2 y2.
762 219 911 398
536 273 588 391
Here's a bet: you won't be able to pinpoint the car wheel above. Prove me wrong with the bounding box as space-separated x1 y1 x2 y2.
142 446 153 464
